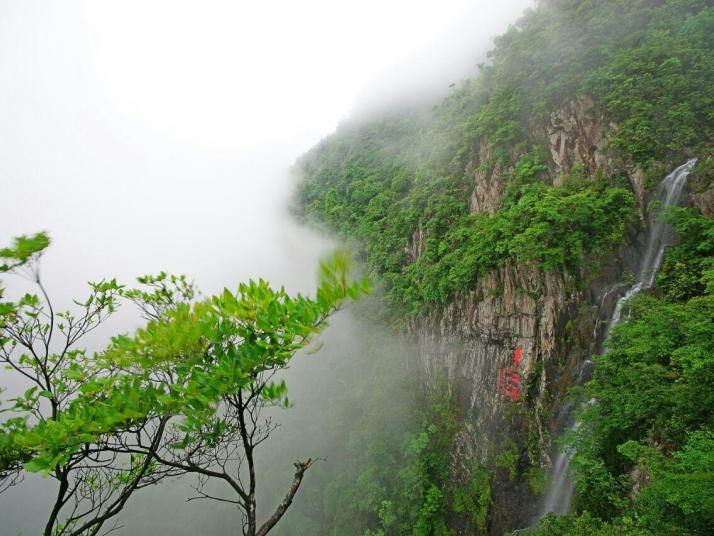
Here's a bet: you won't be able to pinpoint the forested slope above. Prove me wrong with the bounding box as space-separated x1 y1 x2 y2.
297 0 713 315
292 1 714 534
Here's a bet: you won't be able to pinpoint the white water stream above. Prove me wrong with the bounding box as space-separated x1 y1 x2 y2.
536 158 698 520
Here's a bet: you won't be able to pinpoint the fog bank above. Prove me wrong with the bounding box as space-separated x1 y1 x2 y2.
0 1 532 533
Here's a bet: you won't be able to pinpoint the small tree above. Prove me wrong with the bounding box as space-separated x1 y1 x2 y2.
106 258 366 536
0 233 150 536
0 233 366 535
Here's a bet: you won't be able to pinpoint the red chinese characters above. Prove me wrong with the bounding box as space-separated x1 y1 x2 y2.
512 346 522 367
498 346 523 401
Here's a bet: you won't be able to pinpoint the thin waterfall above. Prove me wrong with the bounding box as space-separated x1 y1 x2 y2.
535 158 698 521
608 158 697 333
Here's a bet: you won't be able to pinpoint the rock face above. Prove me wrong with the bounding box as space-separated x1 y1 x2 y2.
405 222 426 262
467 97 615 218
411 262 575 461
694 186 714 218
629 167 650 212
408 252 636 533
546 96 612 180
469 141 506 214
404 95 707 534
410 97 646 534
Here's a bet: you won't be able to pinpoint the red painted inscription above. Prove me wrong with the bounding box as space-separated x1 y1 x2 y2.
498 346 523 401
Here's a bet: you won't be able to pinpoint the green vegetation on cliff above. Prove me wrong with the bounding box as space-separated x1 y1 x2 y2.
553 209 714 535
293 0 714 534
299 130 635 316
268 357 491 536
296 0 714 317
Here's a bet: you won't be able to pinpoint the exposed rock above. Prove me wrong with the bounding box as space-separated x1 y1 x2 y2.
693 186 714 218
405 242 642 533
630 167 649 212
405 222 426 262
628 465 652 501
546 96 612 180
410 262 596 453
407 264 569 532
404 95 654 534
468 97 617 217
469 140 506 214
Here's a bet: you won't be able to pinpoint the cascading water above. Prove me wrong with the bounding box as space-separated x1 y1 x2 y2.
607 158 698 332
535 158 698 522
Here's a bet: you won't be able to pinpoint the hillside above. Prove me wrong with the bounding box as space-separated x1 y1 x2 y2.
292 1 714 534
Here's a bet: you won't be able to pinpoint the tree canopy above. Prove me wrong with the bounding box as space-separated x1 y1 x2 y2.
0 232 367 535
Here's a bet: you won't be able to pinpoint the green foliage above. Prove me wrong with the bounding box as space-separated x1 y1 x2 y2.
357 395 493 536
406 398 460 536
565 206 714 534
295 1 714 317
453 465 491 533
401 181 633 311
656 207 714 301
300 142 634 315
527 466 548 497
281 384 493 536
478 0 714 165
524 511 653 536
495 442 520 481
584 5 714 166
291 0 714 533
0 234 364 535
570 292 714 522
0 232 50 273
337 393 464 536
634 430 714 532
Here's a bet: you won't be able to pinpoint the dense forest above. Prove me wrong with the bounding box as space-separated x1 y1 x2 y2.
292 0 714 534
297 0 713 315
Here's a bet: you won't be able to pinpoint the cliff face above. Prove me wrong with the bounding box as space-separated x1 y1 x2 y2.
693 184 714 218
409 98 644 533
546 96 612 180
294 3 714 533
403 93 714 533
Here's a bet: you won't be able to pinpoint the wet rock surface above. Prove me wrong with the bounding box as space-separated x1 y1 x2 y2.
407 103 652 533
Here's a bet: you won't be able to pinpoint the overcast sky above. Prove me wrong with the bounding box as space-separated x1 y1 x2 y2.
0 2 533 530
1 0 532 300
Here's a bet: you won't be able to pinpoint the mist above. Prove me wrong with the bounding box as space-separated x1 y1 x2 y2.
0 1 532 534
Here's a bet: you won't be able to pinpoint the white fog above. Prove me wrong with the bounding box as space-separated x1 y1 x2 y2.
0 1 533 533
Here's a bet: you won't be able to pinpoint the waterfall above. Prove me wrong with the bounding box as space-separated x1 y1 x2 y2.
608 158 697 331
534 158 698 522
541 450 575 514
